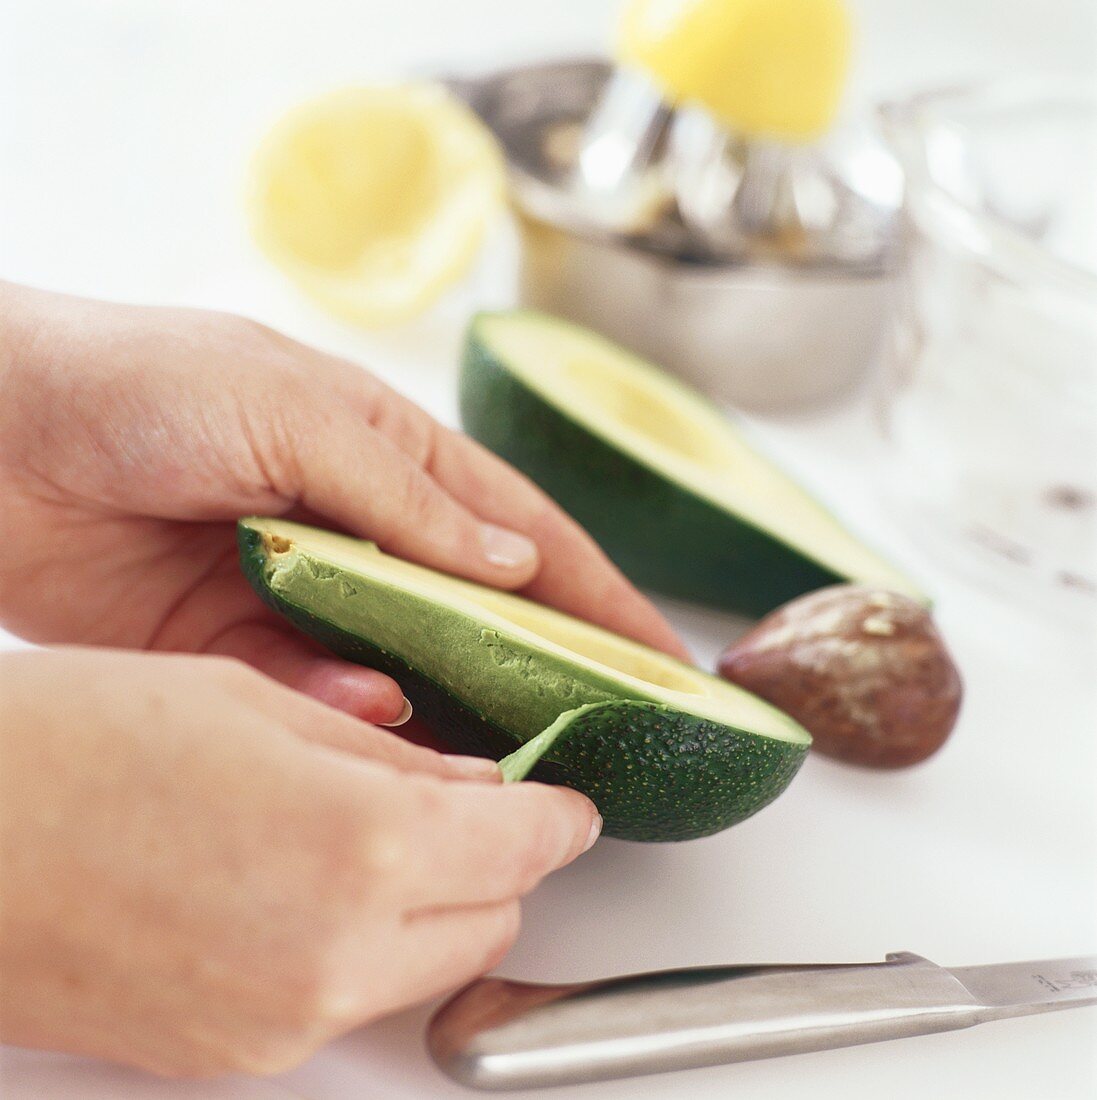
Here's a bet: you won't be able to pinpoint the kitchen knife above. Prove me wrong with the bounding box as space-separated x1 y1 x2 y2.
427 951 1097 1090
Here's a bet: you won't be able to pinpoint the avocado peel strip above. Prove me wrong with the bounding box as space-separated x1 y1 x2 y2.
498 703 612 783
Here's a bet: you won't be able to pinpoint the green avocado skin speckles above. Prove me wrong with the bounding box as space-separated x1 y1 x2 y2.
238 522 807 842
459 324 840 618
523 701 806 842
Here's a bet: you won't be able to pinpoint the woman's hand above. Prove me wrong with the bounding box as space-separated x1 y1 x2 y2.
0 648 600 1077
0 282 687 724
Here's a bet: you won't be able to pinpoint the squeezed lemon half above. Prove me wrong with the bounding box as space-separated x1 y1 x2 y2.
618 0 851 141
249 84 506 327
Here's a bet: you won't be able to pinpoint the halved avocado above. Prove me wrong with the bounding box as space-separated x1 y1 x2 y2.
459 310 923 616
239 517 809 842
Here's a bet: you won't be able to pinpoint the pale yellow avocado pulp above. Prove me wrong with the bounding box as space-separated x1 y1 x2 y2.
475 313 920 597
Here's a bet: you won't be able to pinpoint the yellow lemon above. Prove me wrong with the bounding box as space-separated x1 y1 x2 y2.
250 84 506 327
618 0 851 141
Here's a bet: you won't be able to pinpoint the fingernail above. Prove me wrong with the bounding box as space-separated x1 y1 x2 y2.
582 813 603 853
443 754 502 782
377 697 413 727
479 524 537 569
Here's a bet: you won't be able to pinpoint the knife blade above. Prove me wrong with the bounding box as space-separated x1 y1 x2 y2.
426 952 1097 1091
950 957 1097 1016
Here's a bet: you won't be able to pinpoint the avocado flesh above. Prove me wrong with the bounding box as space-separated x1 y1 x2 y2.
459 310 923 616
238 517 809 841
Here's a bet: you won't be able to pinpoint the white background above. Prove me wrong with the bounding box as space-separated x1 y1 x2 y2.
2 2 1095 1098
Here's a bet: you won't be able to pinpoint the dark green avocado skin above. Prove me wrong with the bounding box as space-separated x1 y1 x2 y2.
533 701 806 842
459 329 841 618
239 525 807 842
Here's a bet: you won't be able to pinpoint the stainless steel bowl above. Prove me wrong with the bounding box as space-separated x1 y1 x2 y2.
449 58 901 410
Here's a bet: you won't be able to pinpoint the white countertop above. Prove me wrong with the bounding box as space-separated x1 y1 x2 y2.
2 2 1095 1097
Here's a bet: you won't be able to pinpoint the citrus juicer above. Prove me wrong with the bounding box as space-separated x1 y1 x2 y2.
446 0 903 409
576 0 852 243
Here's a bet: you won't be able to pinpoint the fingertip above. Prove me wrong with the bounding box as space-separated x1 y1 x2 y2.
377 697 414 727
631 618 692 662
583 812 603 853
293 660 408 724
205 622 413 724
559 791 602 861
660 627 694 663
617 589 692 661
478 523 539 582
523 782 602 865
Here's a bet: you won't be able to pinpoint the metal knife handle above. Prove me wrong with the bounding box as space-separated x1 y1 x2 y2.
427 952 982 1091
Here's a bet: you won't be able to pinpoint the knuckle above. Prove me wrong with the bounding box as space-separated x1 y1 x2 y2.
227 956 356 1062
163 1028 320 1079
358 822 410 881
398 466 447 530
290 947 362 1029
212 310 275 347
227 1033 318 1077
285 901 391 1028
204 312 311 377
319 801 411 901
410 774 449 821
366 388 418 442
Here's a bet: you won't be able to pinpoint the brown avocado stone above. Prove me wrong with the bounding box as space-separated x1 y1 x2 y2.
717 585 962 768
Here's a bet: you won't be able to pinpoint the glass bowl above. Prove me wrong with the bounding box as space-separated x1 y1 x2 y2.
878 79 1097 616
